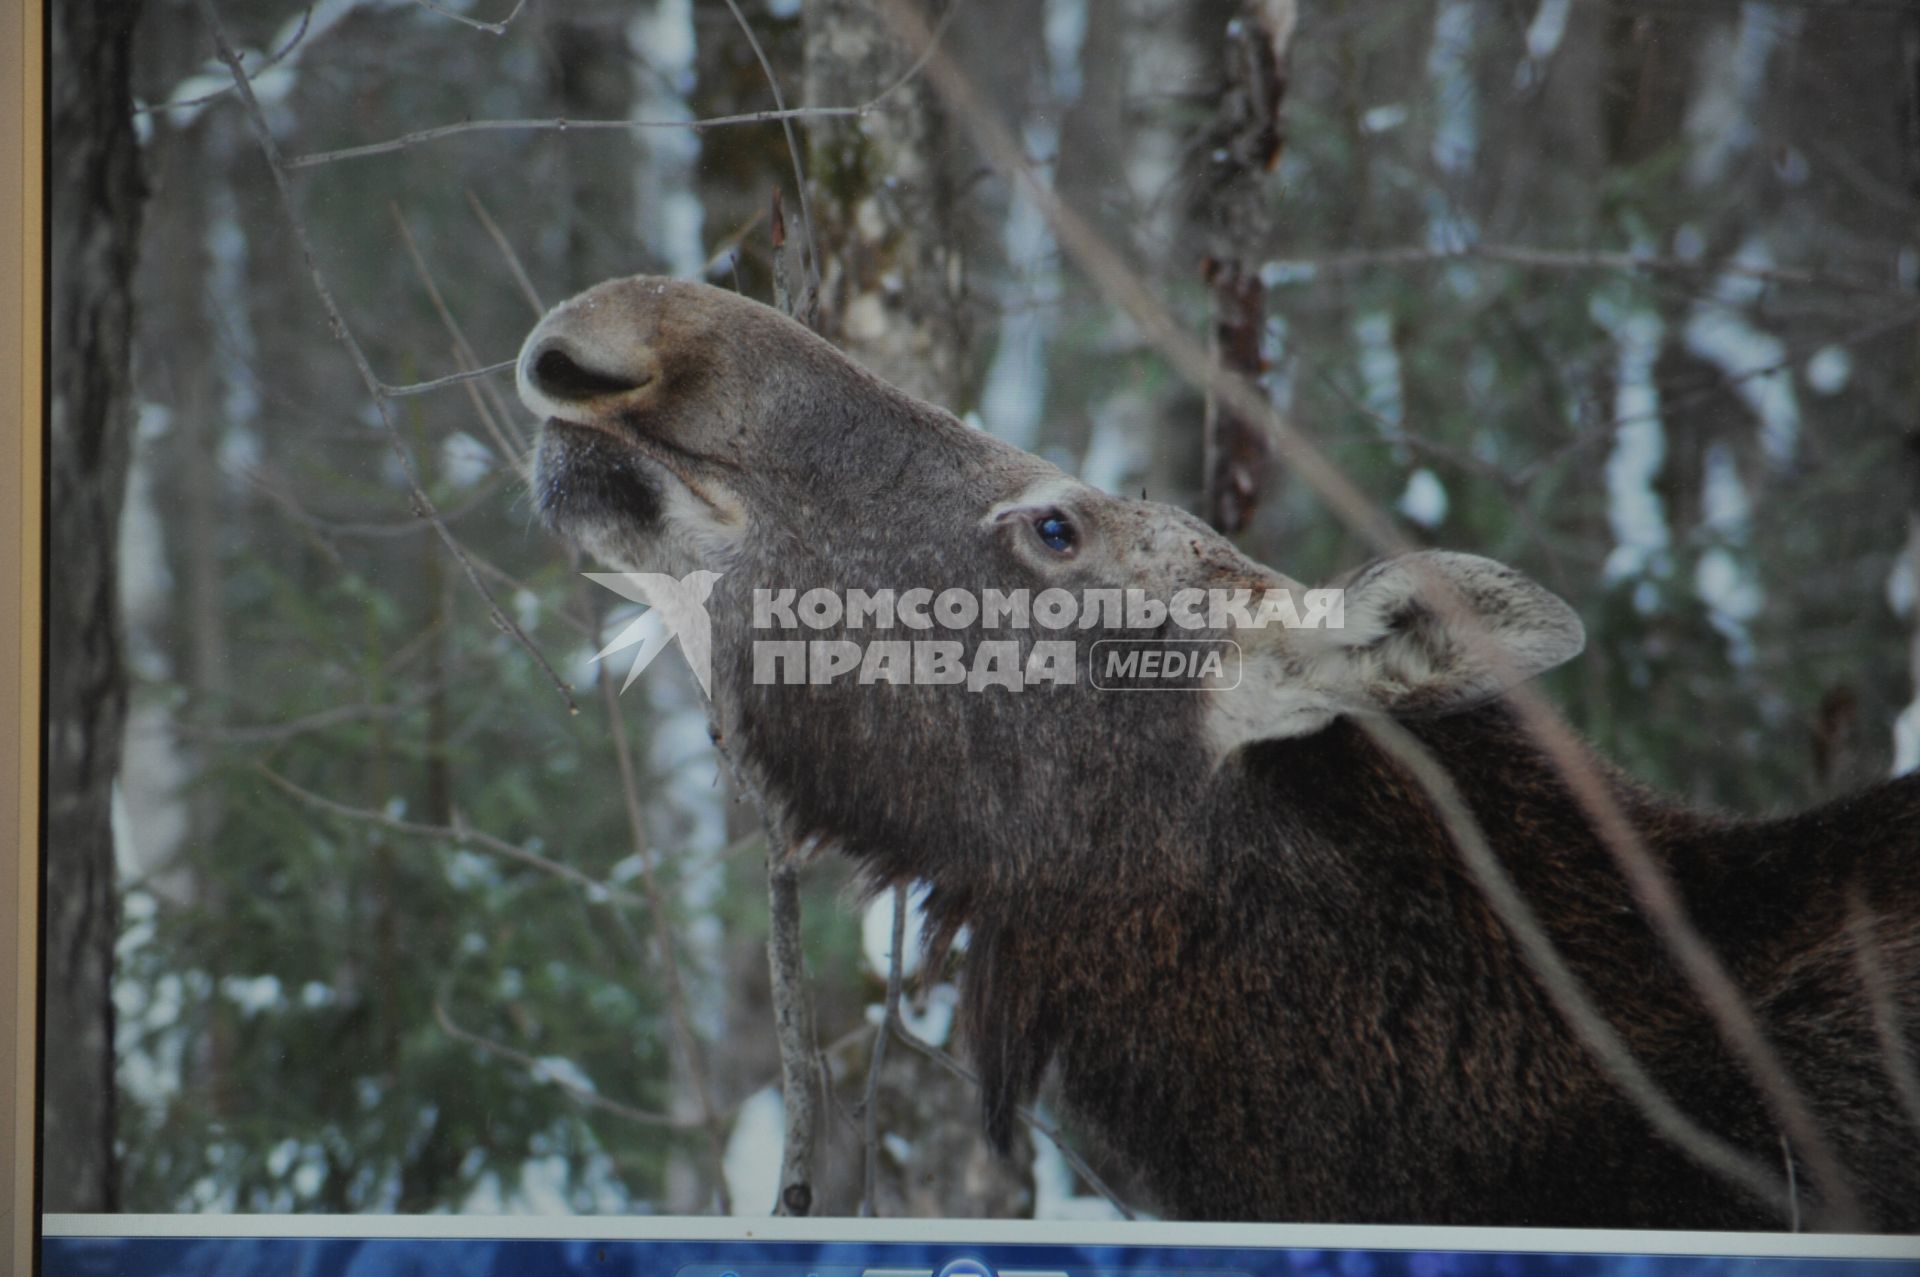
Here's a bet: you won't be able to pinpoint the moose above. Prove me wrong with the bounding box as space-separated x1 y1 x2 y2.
513 275 1920 1230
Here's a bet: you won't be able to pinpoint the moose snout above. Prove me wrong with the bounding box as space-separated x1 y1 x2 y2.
520 340 651 406
515 300 666 428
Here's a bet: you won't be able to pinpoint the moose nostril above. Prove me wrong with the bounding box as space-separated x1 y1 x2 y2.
530 344 651 402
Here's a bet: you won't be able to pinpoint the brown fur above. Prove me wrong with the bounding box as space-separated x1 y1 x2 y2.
513 276 1920 1229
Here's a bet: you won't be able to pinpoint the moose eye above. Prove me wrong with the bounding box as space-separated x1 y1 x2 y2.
1033 511 1076 555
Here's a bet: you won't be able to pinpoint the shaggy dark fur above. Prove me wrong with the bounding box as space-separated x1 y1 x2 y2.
515 276 1920 1230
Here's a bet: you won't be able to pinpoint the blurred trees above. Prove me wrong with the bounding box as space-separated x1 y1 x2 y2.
69 0 1920 1216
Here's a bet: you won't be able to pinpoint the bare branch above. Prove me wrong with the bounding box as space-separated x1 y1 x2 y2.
283 6 960 173
703 204 772 285
446 367 534 505
1354 717 1798 1222
466 189 545 318
596 662 735 1211
407 0 527 36
257 764 644 908
245 460 510 545
194 0 577 713
860 882 908 1216
390 205 531 460
379 359 517 399
176 687 439 747
705 715 824 1218
437 1003 880 1143
1784 1135 1802 1232
768 849 821 1215
137 5 313 116
1258 243 1912 300
869 0 964 105
1500 679 1865 1229
1846 890 1920 1136
435 999 701 1129
286 107 871 171
721 0 821 310
1601 304 1920 435
452 545 598 639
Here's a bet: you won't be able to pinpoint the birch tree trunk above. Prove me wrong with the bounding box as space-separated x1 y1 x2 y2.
803 0 967 407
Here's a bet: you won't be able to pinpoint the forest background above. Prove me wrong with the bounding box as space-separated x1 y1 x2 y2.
42 0 1920 1220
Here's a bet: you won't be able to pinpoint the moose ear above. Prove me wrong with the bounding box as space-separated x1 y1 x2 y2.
1208 551 1585 759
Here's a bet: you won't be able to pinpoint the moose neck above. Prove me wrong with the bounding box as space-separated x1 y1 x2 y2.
950 702 1713 1199
1233 704 1711 1023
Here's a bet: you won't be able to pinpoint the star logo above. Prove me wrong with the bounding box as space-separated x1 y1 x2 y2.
585 570 724 698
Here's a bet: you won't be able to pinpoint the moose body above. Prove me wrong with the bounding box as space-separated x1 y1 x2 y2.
514 276 1920 1230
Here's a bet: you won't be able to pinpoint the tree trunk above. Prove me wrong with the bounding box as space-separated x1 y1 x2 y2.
1187 0 1292 535
45 0 146 1213
803 0 968 407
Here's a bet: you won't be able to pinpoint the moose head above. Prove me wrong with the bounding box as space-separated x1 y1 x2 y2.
517 273 1583 790
514 275 1920 1230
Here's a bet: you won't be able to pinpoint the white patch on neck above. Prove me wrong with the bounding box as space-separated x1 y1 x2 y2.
1203 648 1339 764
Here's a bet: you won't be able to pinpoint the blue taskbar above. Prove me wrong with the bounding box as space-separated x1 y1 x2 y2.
39 1217 1920 1277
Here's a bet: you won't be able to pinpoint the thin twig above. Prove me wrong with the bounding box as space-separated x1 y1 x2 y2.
456 372 525 486
1602 304 1920 434
1501 679 1864 1228
284 8 961 173
458 547 598 640
702 205 772 284
257 763 643 907
1846 890 1920 1136
1355 717 1796 1222
878 0 1865 1226
286 107 872 170
379 359 518 399
1784 1135 1801 1232
466 189 545 317
889 1021 1137 1219
195 0 575 712
771 188 794 317
407 0 526 36
246 460 509 542
721 0 821 308
1256 243 1911 300
439 1000 881 1152
390 205 531 459
872 0 965 105
178 686 441 747
435 999 700 1128
860 883 909 1216
597 652 734 1212
137 5 313 115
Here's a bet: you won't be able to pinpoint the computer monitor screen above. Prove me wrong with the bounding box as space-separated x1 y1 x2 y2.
33 0 1920 1273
